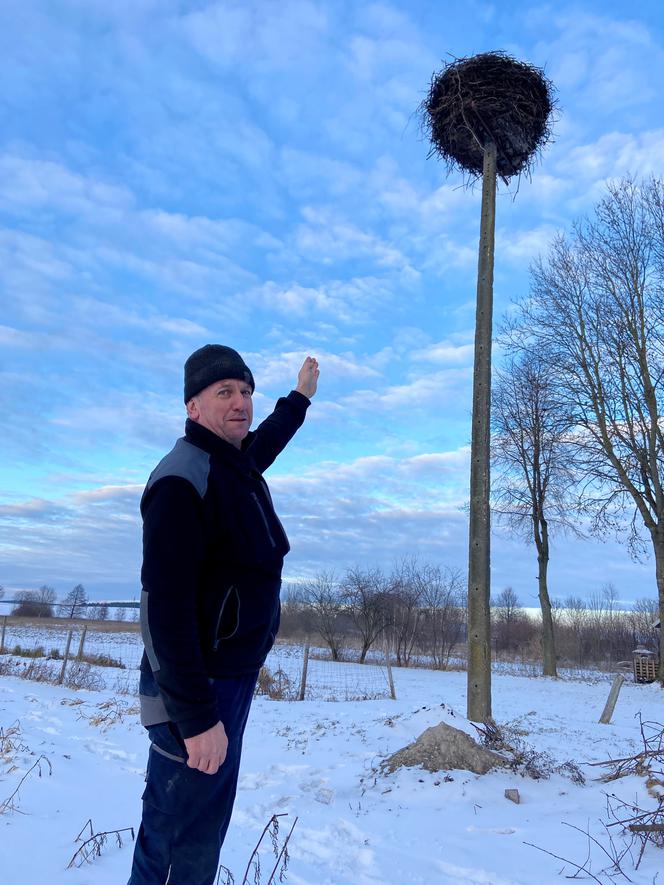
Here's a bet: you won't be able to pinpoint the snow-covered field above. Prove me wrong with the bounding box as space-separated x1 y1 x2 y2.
1 634 662 884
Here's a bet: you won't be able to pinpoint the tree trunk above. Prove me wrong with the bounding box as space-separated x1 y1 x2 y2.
467 141 496 722
652 528 664 686
537 520 557 677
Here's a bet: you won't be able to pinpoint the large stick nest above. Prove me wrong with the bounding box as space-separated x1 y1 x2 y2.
421 51 556 182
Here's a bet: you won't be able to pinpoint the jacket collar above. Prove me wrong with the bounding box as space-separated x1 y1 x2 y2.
184 419 257 472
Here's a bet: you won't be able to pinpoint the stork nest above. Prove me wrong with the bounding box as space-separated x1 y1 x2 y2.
421 51 556 182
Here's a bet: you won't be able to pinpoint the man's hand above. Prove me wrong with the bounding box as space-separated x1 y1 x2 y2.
295 356 319 399
183 721 228 775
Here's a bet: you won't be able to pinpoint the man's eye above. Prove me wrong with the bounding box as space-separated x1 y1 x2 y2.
242 390 252 398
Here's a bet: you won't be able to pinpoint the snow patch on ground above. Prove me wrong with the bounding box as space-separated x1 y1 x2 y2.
0 654 662 883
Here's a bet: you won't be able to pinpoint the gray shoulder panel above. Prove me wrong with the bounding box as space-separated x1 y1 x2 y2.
146 438 210 498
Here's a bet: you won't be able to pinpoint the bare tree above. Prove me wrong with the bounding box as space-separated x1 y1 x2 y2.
382 559 424 667
493 351 580 676
559 595 589 666
514 177 664 684
492 586 522 654
35 585 57 617
341 566 387 663
300 572 345 662
61 583 88 619
631 597 659 648
12 590 40 617
418 565 466 669
11 587 54 618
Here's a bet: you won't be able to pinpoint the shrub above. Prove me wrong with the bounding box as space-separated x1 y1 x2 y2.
255 666 295 700
12 644 46 658
79 652 125 669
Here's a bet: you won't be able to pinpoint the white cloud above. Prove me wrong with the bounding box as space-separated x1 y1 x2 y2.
563 130 664 189
252 348 383 391
179 0 329 72
532 9 663 114
412 339 474 365
337 367 473 415
248 276 392 324
0 154 134 217
296 206 413 270
496 224 560 263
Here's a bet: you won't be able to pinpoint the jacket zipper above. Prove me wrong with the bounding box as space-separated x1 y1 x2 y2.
214 585 237 649
251 491 276 547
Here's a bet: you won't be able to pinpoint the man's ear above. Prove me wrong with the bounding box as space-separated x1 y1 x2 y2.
186 398 199 420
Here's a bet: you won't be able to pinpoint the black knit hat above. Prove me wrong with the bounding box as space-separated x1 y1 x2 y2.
184 345 255 402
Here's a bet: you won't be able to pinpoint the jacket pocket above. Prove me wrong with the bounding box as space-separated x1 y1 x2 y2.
214 585 241 648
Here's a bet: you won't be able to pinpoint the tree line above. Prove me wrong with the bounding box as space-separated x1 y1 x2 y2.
0 584 135 621
278 562 660 671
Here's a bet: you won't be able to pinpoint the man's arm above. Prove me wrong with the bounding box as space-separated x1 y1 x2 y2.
247 357 319 473
141 478 223 771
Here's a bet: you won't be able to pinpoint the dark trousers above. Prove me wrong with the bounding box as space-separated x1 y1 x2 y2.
127 671 258 885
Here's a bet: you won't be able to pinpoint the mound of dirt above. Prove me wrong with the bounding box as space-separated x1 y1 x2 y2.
383 721 507 775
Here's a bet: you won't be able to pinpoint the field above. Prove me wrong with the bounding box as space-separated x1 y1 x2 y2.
0 622 663 884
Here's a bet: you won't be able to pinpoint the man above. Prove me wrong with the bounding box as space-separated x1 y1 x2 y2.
128 344 319 885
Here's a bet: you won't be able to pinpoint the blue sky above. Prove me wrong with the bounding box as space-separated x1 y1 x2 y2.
1 0 663 605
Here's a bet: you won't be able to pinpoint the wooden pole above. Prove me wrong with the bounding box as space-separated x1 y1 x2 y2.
0 616 7 654
384 642 396 700
467 141 497 723
298 640 310 701
599 674 624 724
59 629 74 685
76 626 88 661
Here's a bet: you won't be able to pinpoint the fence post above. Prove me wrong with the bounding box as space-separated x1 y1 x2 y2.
59 629 74 685
76 626 88 661
384 642 396 700
298 640 310 701
0 616 7 654
599 674 624 724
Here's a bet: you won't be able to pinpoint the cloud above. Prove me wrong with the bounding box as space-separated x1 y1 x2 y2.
0 483 143 594
0 154 134 218
531 8 663 115
247 277 393 325
496 224 561 263
412 339 474 365
341 368 472 414
563 130 664 190
252 348 384 392
269 447 471 576
296 206 414 271
179 1 329 73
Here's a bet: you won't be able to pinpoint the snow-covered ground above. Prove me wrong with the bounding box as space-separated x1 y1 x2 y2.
1 639 662 884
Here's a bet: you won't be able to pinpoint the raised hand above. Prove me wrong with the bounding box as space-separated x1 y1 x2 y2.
295 356 319 399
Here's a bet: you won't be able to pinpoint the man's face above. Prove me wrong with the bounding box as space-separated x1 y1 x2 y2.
186 378 253 449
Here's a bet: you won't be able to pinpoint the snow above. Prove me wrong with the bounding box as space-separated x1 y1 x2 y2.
1 639 663 884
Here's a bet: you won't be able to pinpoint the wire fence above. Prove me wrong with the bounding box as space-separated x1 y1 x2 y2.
0 618 397 701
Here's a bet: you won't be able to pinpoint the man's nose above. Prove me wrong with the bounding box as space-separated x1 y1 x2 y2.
230 390 246 410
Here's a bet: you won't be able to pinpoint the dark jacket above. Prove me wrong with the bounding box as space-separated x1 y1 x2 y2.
139 390 310 739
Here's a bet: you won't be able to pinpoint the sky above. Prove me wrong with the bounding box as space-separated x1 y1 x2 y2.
1 0 663 605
